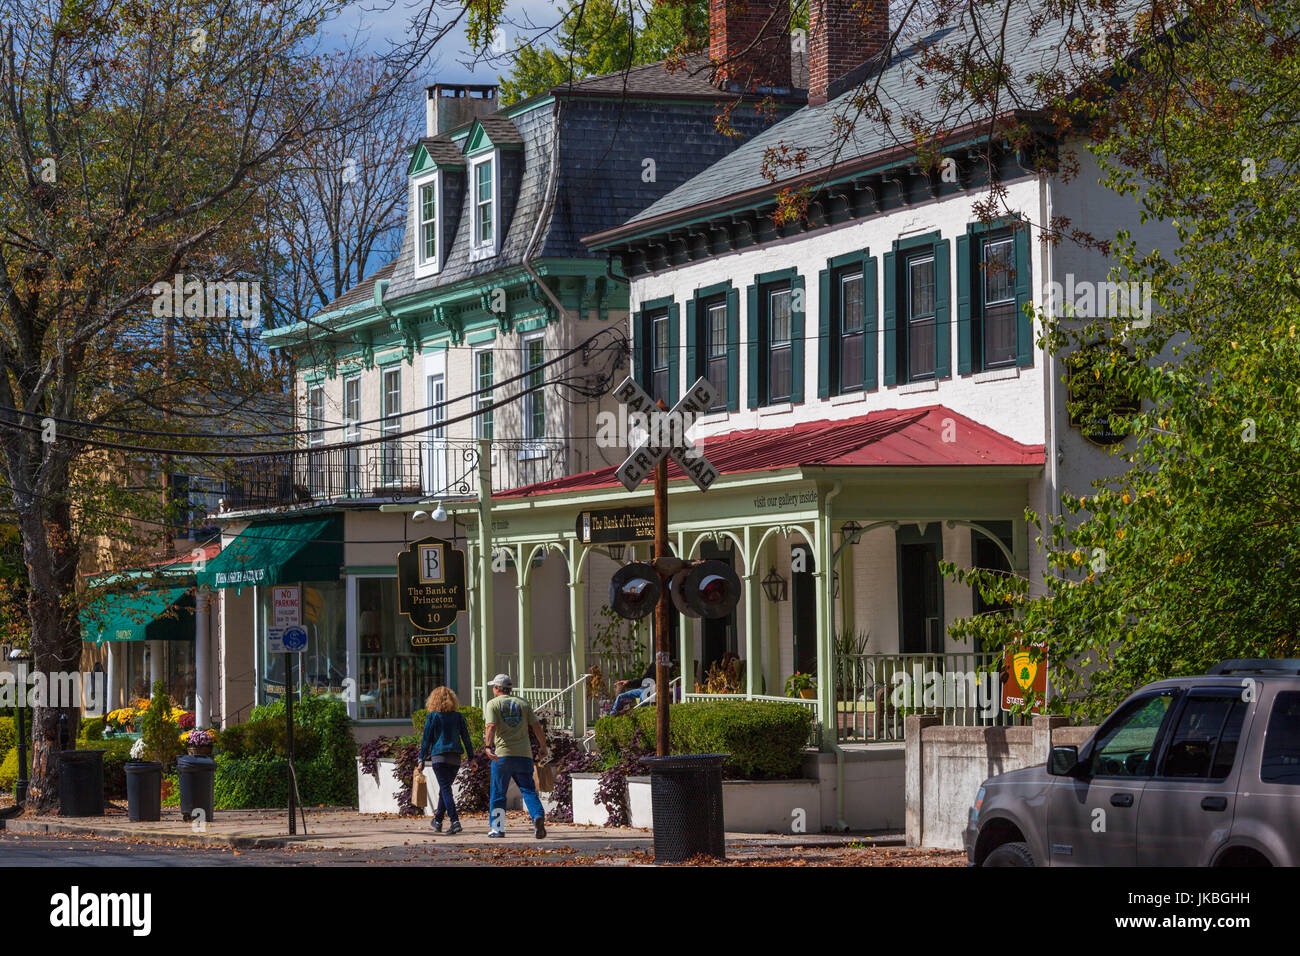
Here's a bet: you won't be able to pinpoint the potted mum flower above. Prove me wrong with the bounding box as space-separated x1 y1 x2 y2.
184 729 215 757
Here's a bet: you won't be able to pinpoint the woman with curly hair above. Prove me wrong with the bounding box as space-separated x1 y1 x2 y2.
417 686 475 834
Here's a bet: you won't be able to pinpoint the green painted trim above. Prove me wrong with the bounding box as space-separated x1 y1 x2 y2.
342 565 398 575
514 317 546 333
828 249 869 270
640 295 674 313
305 372 325 386
467 328 496 345
423 339 450 351
693 280 732 301
755 266 798 287
504 95 554 119
376 351 405 367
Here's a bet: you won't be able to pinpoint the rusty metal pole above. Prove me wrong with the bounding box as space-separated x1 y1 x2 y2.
653 403 671 757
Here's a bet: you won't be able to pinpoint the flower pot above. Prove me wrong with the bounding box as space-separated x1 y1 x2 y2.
125 760 163 821
798 689 817 699
186 744 213 757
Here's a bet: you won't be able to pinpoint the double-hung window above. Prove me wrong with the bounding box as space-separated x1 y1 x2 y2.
474 348 494 440
522 335 546 455
380 368 402 486
766 283 793 403
306 384 325 496
474 159 494 249
702 297 728 411
343 376 361 495
979 235 1016 368
906 254 937 380
651 310 670 403
426 372 446 495
414 174 439 273
837 269 865 392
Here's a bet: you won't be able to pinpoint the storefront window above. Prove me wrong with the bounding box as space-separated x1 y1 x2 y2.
357 577 448 720
258 580 347 704
165 642 196 711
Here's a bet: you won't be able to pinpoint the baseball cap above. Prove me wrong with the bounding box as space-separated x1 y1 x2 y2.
489 673 513 689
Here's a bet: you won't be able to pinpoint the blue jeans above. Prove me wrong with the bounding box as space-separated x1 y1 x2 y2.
613 688 645 712
489 755 545 831
429 762 461 824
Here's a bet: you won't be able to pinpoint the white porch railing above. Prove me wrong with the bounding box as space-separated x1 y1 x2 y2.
834 651 1017 743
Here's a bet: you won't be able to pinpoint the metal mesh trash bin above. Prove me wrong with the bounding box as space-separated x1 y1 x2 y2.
58 750 105 817
643 753 727 863
177 754 216 824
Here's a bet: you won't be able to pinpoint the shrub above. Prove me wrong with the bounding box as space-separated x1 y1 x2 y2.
82 738 134 799
0 744 29 792
140 680 183 768
78 717 105 743
410 705 484 750
0 716 14 757
594 700 813 779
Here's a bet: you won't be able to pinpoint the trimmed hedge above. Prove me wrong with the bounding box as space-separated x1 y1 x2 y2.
0 743 29 792
0 716 14 759
410 705 484 750
78 717 105 743
594 700 814 779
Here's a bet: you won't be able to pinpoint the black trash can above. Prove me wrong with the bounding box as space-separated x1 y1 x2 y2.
124 761 163 822
177 755 216 824
643 753 727 863
58 750 105 818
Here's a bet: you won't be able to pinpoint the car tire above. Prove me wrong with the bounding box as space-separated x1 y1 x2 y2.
983 841 1035 867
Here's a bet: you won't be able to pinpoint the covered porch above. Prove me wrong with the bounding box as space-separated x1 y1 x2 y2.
410 406 1045 749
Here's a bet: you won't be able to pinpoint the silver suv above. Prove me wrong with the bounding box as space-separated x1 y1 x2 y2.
965 660 1300 866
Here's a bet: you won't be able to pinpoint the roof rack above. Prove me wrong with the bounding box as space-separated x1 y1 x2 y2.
1208 659 1300 675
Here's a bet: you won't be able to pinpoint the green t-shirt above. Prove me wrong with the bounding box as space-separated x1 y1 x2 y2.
484 693 539 758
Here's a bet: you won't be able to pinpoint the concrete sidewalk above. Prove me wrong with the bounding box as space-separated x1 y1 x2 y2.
3 806 900 854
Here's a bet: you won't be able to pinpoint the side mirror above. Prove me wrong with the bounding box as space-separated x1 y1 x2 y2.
1048 745 1080 776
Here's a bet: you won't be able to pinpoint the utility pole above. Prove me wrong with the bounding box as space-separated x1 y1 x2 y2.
653 444 670 757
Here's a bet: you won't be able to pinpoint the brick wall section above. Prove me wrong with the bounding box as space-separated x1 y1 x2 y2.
710 0 793 93
808 0 889 105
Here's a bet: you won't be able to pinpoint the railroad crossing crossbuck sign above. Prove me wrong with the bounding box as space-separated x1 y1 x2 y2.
613 376 720 492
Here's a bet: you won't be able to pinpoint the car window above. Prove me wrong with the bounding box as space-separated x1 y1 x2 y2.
1157 694 1247 779
1262 691 1300 785
1090 692 1174 777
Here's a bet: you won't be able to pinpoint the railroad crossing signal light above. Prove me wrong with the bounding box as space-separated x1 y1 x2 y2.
610 562 661 620
670 560 741 620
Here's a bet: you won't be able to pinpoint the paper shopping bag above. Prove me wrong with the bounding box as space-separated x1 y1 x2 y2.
412 767 429 807
534 761 555 793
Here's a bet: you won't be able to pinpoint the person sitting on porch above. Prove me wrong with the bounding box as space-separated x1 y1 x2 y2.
609 661 669 714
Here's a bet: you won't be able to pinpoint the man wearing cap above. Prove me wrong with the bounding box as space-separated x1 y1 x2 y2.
484 673 550 838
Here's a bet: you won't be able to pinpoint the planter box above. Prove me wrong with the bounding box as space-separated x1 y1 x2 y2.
569 774 822 833
356 758 555 816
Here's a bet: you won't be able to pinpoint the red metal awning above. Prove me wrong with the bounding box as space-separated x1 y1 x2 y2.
500 405 1043 499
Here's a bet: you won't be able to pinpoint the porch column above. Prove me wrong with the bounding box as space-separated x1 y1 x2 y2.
106 643 119 713
743 526 761 697
816 495 836 748
676 530 692 694
149 640 164 695
568 539 587 737
1012 515 1030 575
465 547 478 703
764 536 780 697
476 439 494 703
517 546 532 686
195 588 210 728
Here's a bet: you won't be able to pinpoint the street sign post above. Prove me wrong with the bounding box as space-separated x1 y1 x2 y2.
612 376 724 756
269 586 302 835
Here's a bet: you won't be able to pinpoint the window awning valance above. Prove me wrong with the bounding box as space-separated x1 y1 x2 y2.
195 514 342 590
81 587 194 645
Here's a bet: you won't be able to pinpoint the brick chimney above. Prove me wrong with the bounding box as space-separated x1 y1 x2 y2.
710 0 793 94
808 0 890 106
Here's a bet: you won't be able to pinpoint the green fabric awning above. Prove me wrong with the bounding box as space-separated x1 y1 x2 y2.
196 514 342 590
81 587 194 645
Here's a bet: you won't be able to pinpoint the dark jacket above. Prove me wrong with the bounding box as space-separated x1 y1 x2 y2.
419 709 475 762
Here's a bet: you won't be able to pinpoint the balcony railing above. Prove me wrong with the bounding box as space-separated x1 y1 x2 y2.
216 438 577 510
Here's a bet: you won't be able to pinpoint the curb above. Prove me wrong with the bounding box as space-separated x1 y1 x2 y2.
4 817 294 850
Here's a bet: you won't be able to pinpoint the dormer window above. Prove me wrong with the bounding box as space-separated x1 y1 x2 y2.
471 154 497 257
412 171 440 276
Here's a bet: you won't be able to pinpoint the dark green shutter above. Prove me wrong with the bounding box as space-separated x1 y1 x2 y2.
1014 223 1033 367
934 238 951 379
685 298 698 383
746 283 759 408
956 234 972 375
632 309 645 388
817 268 832 398
790 274 806 403
882 253 897 386
667 302 680 404
864 255 878 390
726 288 740 411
